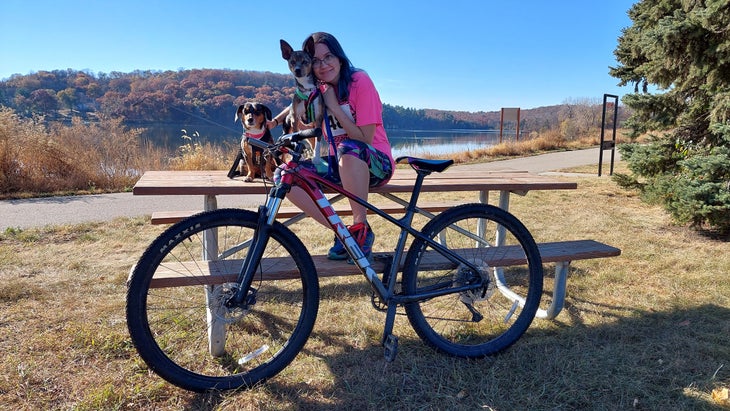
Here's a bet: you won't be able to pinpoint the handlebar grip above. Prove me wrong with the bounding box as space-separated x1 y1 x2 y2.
246 136 270 150
293 127 322 141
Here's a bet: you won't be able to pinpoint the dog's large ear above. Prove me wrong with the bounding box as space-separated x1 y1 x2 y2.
235 104 245 123
263 105 272 121
280 39 293 60
303 36 315 57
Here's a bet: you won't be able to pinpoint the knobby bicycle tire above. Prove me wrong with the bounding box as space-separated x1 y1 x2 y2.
126 208 319 392
402 203 543 357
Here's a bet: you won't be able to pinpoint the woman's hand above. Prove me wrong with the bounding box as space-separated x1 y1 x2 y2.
320 85 339 111
319 82 374 144
296 117 314 130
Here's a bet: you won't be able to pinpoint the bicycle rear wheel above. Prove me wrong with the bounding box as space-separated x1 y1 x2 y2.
402 203 542 357
126 209 318 392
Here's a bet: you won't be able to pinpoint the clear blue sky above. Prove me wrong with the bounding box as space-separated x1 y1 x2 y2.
0 0 637 112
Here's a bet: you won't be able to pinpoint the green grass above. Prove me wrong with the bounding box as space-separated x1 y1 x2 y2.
0 164 728 410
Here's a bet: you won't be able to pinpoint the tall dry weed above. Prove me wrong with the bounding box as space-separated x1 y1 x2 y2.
447 127 625 163
166 129 231 171
0 107 166 197
0 108 61 193
49 116 145 188
0 107 53 194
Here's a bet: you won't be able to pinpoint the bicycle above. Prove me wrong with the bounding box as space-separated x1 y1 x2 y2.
126 128 544 392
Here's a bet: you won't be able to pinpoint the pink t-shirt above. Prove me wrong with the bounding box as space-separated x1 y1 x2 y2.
322 71 395 171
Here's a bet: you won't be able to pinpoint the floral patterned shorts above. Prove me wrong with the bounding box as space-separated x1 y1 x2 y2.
288 139 393 187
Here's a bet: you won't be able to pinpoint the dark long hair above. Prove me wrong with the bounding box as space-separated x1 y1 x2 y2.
304 32 360 101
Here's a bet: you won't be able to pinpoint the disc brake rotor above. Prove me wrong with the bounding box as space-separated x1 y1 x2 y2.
454 258 495 303
208 283 249 323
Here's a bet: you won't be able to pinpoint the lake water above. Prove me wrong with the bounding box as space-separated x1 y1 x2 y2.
387 129 501 158
140 124 505 158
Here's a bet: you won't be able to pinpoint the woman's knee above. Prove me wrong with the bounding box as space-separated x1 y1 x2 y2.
339 153 367 168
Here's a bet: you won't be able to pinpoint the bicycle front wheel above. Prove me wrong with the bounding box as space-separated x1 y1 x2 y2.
402 203 542 357
126 209 319 392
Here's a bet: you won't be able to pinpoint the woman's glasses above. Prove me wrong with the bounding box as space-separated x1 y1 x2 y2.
312 53 337 69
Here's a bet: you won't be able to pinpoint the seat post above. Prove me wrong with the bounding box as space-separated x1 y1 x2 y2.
405 169 429 213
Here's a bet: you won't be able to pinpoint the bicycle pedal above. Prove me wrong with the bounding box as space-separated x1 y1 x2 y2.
383 334 399 362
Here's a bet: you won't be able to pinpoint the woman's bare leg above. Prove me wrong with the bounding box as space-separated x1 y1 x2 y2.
285 187 329 226
339 154 369 225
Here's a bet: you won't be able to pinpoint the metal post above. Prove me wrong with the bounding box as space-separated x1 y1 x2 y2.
599 94 619 176
499 109 504 143
609 97 619 175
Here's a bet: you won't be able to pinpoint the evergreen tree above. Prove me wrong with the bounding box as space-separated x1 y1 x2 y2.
610 0 730 234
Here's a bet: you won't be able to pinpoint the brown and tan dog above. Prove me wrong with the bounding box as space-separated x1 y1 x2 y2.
227 102 275 182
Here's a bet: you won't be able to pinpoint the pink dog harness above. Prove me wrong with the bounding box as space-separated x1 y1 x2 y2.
245 129 266 140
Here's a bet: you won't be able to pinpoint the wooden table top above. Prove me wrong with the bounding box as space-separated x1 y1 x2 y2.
132 169 577 196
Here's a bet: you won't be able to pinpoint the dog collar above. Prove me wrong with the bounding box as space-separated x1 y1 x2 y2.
295 87 311 100
297 88 320 123
245 130 266 140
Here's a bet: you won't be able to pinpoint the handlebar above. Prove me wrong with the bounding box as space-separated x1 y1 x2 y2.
291 127 322 141
246 127 322 151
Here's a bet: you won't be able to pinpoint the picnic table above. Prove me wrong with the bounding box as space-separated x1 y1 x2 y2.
132 168 619 320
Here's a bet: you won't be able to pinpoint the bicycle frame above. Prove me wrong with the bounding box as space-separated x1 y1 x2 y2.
231 137 486 322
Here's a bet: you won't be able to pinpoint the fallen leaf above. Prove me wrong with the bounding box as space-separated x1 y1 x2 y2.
712 387 729 405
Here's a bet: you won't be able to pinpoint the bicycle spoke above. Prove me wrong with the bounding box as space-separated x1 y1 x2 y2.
126 209 318 392
403 204 542 357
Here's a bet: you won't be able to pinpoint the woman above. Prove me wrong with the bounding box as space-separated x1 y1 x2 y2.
270 32 395 261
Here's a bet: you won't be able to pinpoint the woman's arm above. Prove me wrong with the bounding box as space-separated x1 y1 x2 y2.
321 86 375 144
267 105 291 130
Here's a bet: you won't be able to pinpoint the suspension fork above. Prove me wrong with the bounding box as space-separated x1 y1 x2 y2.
227 185 287 307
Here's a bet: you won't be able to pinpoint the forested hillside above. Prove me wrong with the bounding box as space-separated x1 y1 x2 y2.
0 69 626 133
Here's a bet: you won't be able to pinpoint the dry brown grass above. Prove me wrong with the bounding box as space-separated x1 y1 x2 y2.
167 130 232 171
0 108 232 199
432 127 630 165
0 108 170 198
1 160 728 410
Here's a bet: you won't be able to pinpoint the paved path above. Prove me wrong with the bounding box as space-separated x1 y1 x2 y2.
1 147 620 230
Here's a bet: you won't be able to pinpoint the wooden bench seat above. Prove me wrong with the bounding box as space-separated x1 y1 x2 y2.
148 239 620 288
149 202 460 225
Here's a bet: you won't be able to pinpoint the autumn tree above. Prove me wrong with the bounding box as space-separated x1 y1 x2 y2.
28 89 59 112
610 0 730 234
